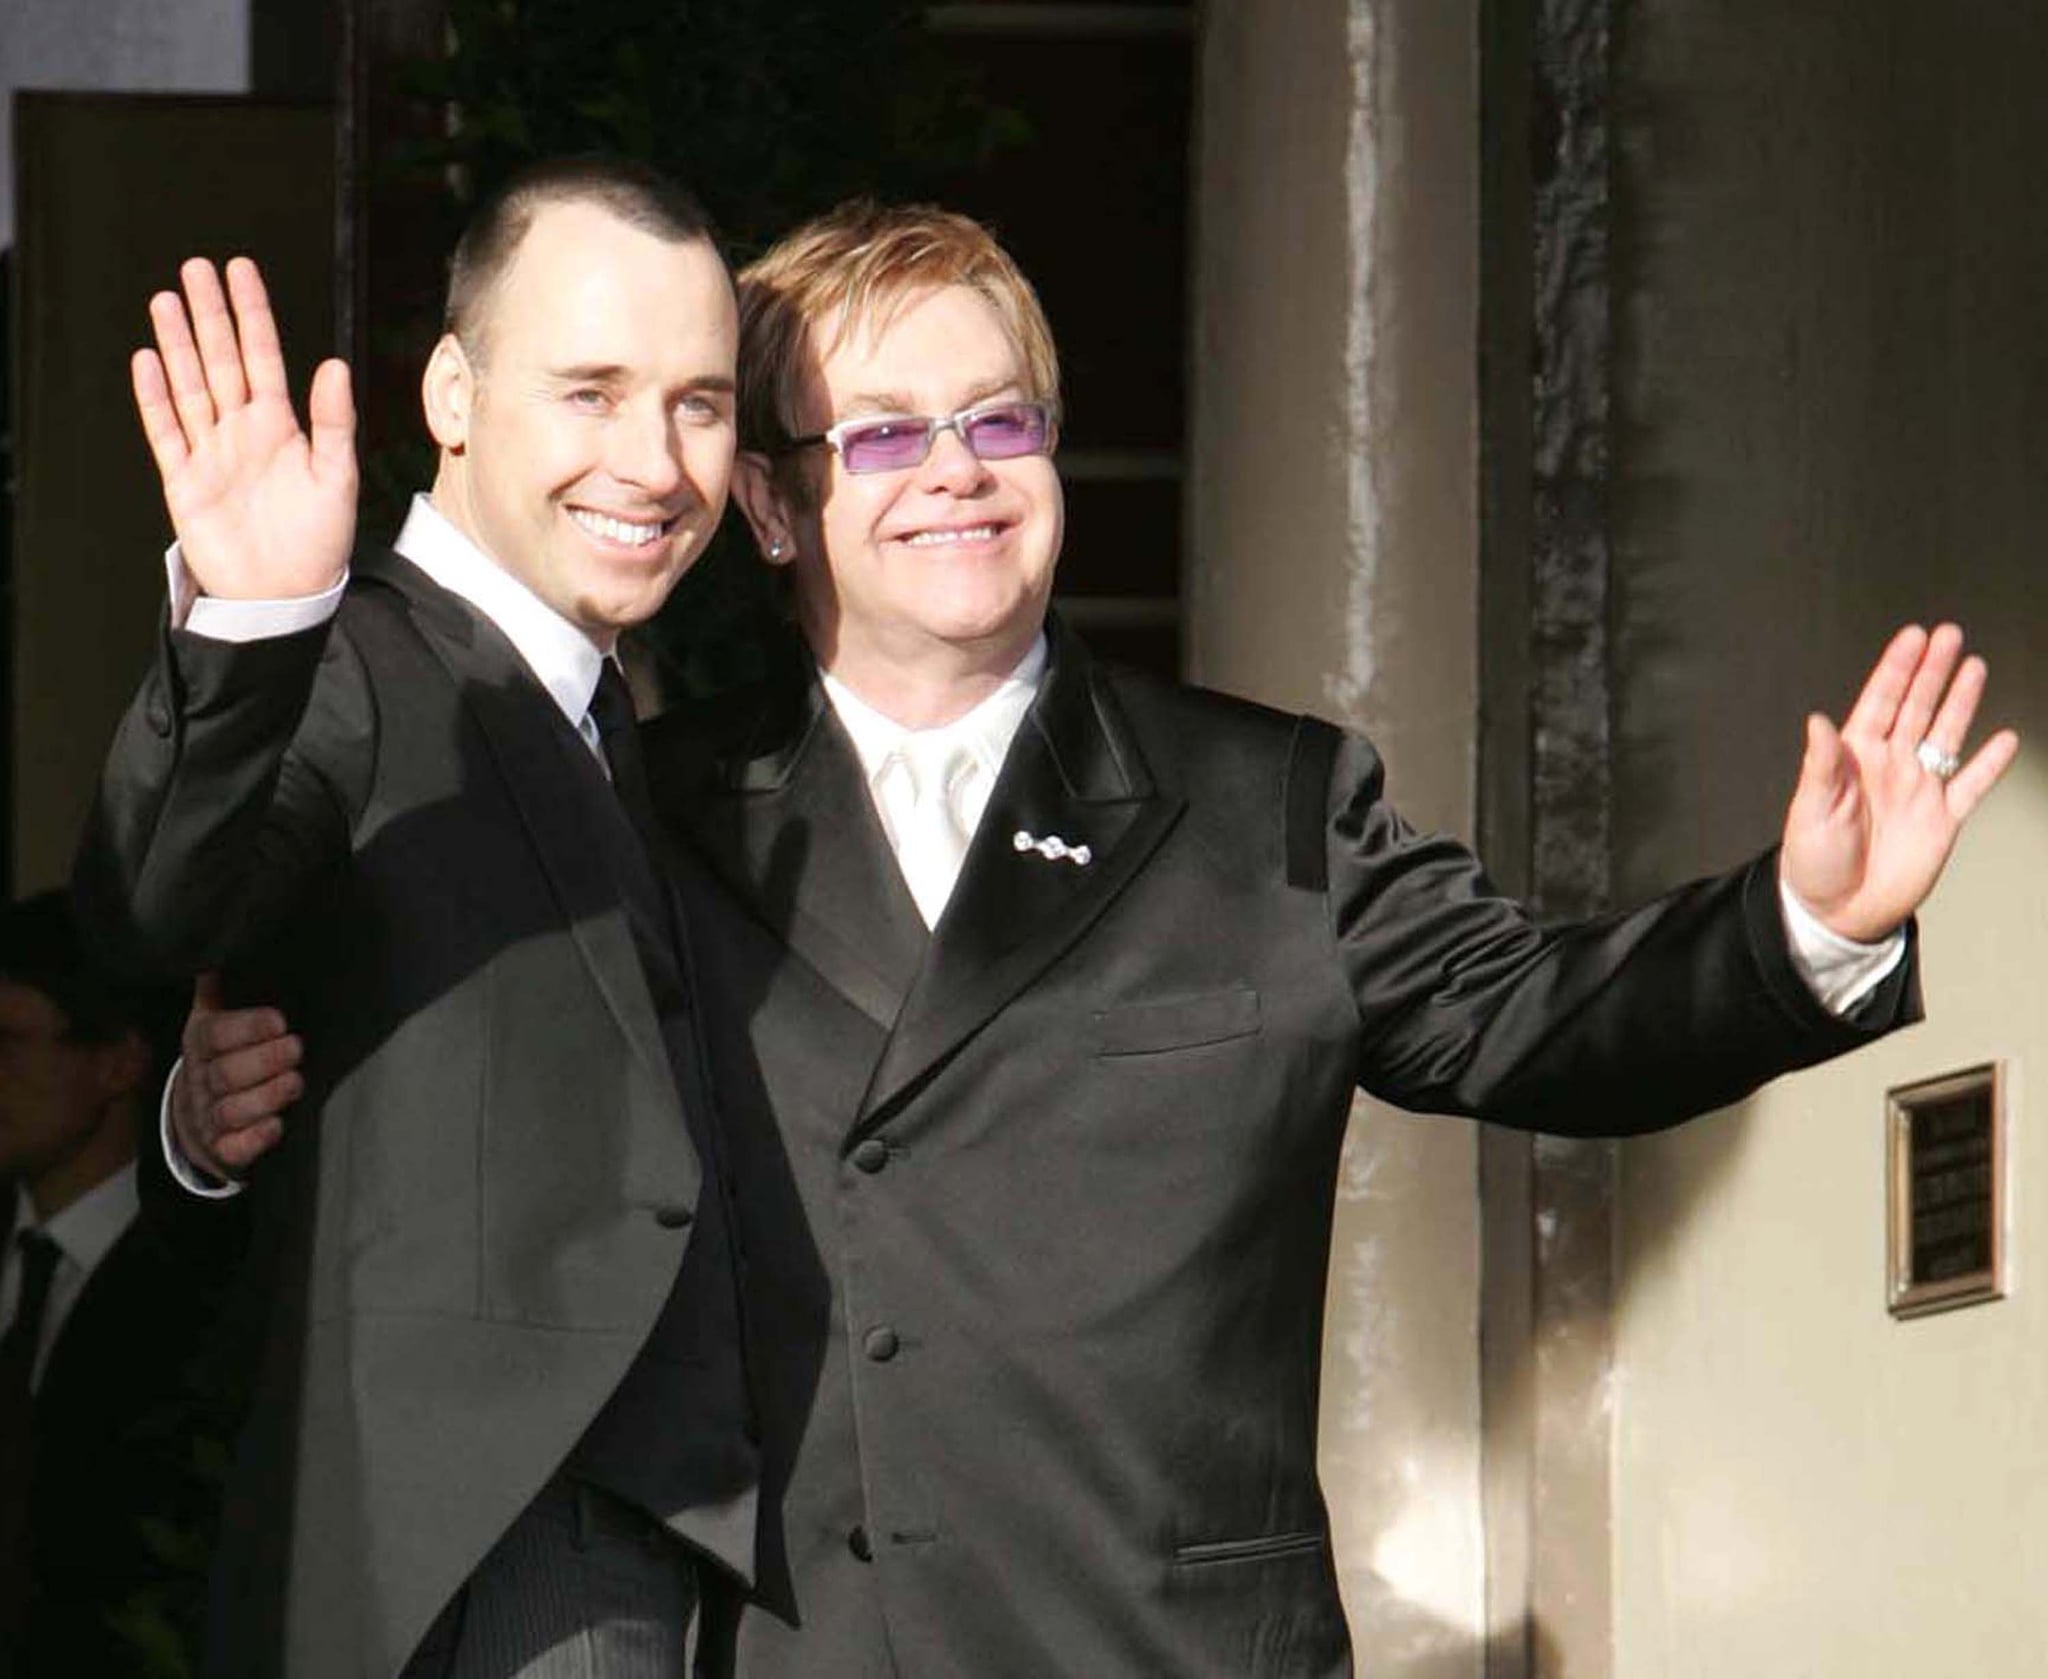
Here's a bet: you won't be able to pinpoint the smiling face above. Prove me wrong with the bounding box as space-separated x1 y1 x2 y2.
742 283 1065 709
424 198 738 643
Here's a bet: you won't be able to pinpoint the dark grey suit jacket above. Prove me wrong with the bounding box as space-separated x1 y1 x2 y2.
75 550 731 1678
647 620 1918 1679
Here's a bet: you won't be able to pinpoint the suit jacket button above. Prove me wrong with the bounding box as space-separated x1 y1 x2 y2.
653 1205 693 1229
848 1524 873 1562
850 1139 890 1175
863 1326 900 1363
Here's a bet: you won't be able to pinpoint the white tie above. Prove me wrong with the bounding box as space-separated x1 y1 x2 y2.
887 733 976 927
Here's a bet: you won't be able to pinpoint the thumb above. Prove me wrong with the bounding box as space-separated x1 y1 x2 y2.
193 970 225 1014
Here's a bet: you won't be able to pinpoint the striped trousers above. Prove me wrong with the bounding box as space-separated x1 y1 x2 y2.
403 1477 728 1679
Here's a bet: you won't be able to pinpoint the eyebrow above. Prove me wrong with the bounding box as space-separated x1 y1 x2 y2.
838 374 1021 417
544 363 628 386
543 364 737 393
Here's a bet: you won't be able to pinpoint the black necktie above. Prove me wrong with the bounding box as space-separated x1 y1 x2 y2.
589 661 659 838
1 1230 62 1633
0 1232 61 1408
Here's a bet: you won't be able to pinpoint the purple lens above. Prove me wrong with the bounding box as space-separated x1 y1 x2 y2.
840 418 935 473
963 403 1050 459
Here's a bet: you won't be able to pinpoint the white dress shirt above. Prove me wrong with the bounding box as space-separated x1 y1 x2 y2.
821 638 1047 926
1 1163 140 1392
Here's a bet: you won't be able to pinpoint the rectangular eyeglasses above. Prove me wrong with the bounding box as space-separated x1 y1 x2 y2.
782 398 1059 475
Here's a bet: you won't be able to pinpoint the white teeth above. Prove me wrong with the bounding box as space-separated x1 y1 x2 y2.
903 524 999 548
570 509 667 547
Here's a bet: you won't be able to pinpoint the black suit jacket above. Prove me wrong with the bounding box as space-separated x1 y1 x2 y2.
645 620 1918 1679
3 1169 249 1679
75 549 732 1678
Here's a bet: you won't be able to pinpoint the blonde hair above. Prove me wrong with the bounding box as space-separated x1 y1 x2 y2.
736 200 1061 458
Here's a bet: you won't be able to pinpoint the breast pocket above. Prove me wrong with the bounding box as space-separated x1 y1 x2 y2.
1090 987 1261 1058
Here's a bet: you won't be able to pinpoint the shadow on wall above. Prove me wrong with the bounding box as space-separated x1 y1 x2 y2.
1343 1579 1494 1679
1338 1590 1560 1679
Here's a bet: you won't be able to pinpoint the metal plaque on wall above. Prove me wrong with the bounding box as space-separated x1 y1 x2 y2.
1887 1063 2008 1319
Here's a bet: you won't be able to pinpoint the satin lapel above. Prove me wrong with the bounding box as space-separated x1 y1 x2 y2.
362 553 675 1092
858 630 1183 1125
650 674 927 1033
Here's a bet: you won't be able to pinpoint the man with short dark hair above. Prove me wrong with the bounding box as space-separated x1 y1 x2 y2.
76 157 756 1678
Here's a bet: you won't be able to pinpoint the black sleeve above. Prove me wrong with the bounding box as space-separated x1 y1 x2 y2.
73 612 376 978
1318 728 1920 1136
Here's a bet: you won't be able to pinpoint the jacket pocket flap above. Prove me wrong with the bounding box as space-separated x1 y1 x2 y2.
1090 987 1261 1057
1172 1529 1327 1568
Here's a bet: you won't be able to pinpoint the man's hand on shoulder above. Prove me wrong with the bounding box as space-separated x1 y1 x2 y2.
172 974 304 1182
133 256 357 603
1780 623 2019 942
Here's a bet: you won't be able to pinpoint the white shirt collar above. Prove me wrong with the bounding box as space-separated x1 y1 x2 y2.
821 634 1048 793
14 1160 139 1281
396 494 609 732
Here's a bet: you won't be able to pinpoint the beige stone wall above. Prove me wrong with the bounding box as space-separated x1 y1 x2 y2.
1608 6 2048 1673
1190 1 1485 1669
12 97 334 894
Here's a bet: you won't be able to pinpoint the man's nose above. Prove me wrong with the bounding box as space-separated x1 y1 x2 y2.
609 406 687 496
915 422 991 493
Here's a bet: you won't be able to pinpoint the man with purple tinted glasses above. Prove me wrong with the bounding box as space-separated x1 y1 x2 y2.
179 199 2015 1678
788 394 1058 473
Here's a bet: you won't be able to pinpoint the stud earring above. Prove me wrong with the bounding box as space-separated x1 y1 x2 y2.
767 539 788 560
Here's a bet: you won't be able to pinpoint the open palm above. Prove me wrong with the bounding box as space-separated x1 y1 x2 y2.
131 256 356 600
1781 623 2019 942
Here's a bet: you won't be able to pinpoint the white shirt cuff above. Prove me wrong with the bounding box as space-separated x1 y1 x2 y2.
165 542 347 641
1779 879 1908 1016
159 1056 244 1200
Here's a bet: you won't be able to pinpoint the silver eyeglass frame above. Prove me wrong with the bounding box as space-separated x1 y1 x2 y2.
781 397 1061 474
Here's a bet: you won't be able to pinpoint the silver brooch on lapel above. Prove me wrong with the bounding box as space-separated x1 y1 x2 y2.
1013 829 1092 867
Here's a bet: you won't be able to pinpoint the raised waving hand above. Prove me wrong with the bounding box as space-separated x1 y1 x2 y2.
132 256 357 600
1781 623 2019 943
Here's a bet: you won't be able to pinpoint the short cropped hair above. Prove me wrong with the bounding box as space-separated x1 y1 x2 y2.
736 200 1060 458
444 155 719 359
0 892 178 1064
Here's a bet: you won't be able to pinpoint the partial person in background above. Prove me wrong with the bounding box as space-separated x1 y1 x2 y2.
0 889 242 1679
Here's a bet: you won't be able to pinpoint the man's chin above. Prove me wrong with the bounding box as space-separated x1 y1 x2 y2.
924 592 1053 654
581 563 696 635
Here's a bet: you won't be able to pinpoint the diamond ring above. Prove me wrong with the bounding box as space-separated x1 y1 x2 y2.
1914 739 1961 781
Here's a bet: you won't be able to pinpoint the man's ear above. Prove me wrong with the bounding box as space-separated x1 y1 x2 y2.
731 452 799 567
422 334 476 452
